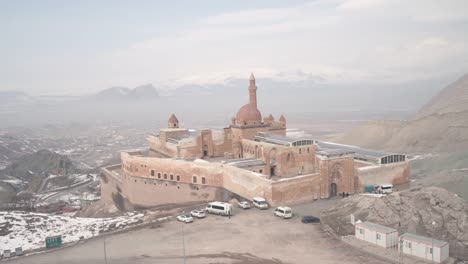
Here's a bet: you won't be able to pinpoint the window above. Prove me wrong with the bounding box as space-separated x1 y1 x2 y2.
151 170 155 177
259 169 262 173
193 176 197 183
202 177 206 184
359 228 364 235
170 174 174 180
376 234 381 240
176 175 180 181
158 173 161 179
406 242 412 248
164 174 167 180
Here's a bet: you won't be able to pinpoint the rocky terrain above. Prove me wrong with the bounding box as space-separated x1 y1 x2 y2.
334 73 468 153
1 149 80 181
0 149 81 196
321 187 468 260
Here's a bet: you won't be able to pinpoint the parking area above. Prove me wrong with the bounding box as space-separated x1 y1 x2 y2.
7 200 389 264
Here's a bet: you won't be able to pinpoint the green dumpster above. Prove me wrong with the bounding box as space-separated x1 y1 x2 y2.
45 235 62 248
364 185 376 193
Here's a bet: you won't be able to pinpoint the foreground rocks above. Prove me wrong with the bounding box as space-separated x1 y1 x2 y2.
322 187 468 260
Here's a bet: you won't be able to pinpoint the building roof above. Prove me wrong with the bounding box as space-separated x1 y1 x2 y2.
236 104 262 123
356 221 397 234
400 233 448 247
223 158 265 168
250 72 255 81
254 132 314 147
317 149 354 157
316 141 395 161
279 115 286 122
168 113 179 123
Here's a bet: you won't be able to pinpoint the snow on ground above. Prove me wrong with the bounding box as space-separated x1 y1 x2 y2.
1 177 27 188
0 211 144 254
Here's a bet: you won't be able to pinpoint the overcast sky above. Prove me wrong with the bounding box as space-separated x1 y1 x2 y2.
1 0 468 95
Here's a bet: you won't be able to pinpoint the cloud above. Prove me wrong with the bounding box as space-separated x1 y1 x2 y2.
2 0 468 95
338 0 388 10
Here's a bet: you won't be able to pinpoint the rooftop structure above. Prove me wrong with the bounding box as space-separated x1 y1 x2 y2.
316 141 406 164
254 132 314 147
223 158 266 169
400 233 448 247
355 221 397 234
316 149 354 158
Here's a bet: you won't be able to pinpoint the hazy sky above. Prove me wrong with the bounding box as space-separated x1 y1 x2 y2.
1 0 468 95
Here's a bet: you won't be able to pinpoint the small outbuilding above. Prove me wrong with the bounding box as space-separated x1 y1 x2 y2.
399 233 449 263
355 221 398 248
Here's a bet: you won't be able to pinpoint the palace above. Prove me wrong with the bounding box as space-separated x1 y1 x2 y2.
101 74 410 210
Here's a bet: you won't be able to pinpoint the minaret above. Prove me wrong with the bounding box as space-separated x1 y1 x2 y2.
249 73 257 108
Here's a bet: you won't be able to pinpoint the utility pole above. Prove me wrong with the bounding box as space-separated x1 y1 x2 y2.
431 221 435 264
104 237 108 264
182 223 186 264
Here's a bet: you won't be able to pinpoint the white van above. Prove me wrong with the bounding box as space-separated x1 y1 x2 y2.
205 202 232 216
274 206 293 219
252 197 269 209
378 184 393 194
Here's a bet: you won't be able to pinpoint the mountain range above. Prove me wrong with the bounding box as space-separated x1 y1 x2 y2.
92 84 159 101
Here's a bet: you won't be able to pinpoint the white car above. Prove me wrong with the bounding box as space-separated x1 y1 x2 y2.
238 201 251 209
274 206 293 219
253 197 269 209
177 214 194 223
190 210 206 218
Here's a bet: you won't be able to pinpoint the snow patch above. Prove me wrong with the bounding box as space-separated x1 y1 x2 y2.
0 211 144 254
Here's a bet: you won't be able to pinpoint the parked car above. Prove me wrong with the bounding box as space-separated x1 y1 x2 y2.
252 197 269 209
238 201 251 209
301 216 320 223
273 206 293 219
376 184 393 194
205 201 233 216
190 210 206 218
177 214 194 223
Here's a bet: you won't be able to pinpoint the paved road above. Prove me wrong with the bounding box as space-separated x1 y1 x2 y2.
7 201 389 264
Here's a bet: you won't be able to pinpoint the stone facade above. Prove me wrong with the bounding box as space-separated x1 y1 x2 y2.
101 74 411 210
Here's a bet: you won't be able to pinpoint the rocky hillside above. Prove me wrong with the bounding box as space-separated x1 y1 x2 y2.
0 149 81 199
0 149 79 181
321 187 468 260
92 84 159 101
417 72 468 119
334 73 468 153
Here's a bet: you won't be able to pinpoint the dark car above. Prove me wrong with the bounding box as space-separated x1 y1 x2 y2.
301 216 320 223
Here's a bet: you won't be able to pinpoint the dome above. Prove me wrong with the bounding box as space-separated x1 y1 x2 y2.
236 104 262 123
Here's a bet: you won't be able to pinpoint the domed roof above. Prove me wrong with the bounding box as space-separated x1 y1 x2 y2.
236 104 262 123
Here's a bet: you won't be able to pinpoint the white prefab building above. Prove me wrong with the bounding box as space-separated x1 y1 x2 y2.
399 233 449 263
355 221 398 248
